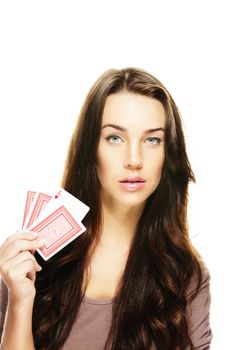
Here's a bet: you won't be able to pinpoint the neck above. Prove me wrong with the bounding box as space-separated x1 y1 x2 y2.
99 200 145 249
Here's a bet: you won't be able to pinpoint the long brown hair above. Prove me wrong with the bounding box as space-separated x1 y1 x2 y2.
32 67 203 349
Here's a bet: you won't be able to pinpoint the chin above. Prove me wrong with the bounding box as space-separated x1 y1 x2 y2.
115 195 149 209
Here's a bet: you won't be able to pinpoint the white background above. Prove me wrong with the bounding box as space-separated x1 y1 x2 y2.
0 1 232 348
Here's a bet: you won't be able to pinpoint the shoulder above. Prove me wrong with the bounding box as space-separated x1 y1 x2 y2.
186 259 210 298
185 259 212 349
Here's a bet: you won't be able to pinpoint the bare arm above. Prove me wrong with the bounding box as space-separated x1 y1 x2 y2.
1 299 35 350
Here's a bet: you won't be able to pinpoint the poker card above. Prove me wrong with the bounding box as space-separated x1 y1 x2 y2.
31 188 89 224
23 191 53 230
27 205 86 260
26 188 90 260
21 190 36 229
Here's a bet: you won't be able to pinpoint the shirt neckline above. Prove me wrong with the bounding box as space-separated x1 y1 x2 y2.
83 295 115 305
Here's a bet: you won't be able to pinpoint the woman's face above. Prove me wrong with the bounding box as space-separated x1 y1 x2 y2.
97 92 165 209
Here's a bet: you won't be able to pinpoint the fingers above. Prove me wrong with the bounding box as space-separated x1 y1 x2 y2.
0 232 46 265
0 231 45 303
29 248 36 256
1 250 41 278
4 231 40 244
16 260 37 281
3 259 36 282
9 251 42 271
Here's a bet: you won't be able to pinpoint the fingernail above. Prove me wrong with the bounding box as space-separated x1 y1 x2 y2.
31 232 39 237
37 238 46 244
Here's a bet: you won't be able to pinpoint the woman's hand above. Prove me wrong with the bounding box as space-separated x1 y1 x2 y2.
0 231 46 304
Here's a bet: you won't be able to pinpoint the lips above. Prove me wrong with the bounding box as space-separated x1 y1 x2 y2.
119 176 146 191
119 176 145 183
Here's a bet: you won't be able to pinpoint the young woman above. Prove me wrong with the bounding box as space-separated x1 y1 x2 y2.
0 67 212 349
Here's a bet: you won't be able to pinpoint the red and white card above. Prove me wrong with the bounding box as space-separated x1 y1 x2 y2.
21 190 36 229
22 188 90 260
38 189 89 223
23 191 53 230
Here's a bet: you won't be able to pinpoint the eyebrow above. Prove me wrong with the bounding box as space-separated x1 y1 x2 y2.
102 123 165 134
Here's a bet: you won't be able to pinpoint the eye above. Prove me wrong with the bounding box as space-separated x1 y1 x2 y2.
105 135 123 144
145 137 161 145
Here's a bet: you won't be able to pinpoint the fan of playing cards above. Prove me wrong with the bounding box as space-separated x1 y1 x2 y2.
21 189 90 261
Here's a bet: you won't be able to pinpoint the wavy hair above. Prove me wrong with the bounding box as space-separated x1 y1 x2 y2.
32 67 203 349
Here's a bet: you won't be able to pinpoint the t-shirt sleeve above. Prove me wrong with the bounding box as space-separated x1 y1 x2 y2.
0 277 8 344
185 264 212 349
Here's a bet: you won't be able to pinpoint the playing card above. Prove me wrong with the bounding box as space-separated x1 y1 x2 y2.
21 190 36 229
23 191 53 230
30 188 90 225
28 205 86 260
26 188 90 260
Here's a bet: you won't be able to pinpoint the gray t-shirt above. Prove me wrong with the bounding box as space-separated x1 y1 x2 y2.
0 267 212 349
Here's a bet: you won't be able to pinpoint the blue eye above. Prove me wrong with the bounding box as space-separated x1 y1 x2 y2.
145 137 161 145
105 135 122 143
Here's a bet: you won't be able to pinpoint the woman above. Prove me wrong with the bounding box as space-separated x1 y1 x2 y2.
0 67 212 349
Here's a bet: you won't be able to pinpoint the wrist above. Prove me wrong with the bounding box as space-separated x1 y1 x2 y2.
8 295 35 311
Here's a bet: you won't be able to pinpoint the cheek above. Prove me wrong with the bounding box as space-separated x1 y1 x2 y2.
96 157 105 181
97 144 122 173
96 145 111 181
150 153 165 180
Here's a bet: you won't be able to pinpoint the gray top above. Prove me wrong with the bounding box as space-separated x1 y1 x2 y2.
0 267 212 349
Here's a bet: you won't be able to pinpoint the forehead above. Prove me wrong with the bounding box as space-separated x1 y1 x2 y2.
101 92 165 128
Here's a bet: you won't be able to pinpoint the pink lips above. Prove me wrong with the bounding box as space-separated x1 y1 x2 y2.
120 176 145 183
119 176 145 191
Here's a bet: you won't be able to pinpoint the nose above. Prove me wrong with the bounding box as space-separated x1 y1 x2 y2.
124 142 143 170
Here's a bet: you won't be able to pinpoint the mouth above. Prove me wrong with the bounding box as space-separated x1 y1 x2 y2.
119 176 146 184
119 181 145 184
118 177 146 191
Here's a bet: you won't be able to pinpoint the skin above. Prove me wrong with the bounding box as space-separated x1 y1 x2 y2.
85 93 166 300
97 92 165 247
0 92 166 346
0 232 46 349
